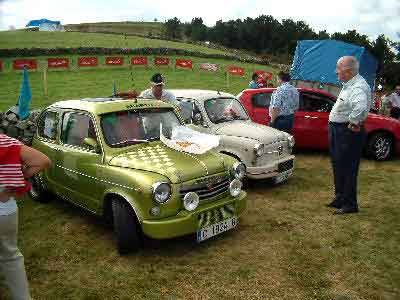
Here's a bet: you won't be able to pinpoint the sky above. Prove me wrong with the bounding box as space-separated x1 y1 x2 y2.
0 0 399 42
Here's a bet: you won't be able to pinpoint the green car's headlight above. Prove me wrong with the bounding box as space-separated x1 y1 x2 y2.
287 135 295 149
232 162 246 180
254 143 264 157
152 182 171 204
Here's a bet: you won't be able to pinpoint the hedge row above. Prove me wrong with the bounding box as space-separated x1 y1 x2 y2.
0 47 269 65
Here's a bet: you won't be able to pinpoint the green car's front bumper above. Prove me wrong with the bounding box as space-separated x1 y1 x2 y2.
141 191 247 239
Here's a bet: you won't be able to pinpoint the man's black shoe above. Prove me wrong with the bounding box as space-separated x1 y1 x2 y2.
333 207 359 215
326 201 342 209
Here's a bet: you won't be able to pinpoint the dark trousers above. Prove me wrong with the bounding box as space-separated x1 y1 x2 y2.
390 107 400 119
271 114 294 134
328 122 366 209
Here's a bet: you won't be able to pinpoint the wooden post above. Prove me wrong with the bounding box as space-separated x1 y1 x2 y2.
43 64 48 97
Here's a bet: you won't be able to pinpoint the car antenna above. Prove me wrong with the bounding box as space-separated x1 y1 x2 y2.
124 33 138 103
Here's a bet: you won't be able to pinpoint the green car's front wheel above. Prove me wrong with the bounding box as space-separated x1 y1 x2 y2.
111 198 143 254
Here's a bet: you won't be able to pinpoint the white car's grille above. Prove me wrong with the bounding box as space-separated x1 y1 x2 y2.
256 141 289 167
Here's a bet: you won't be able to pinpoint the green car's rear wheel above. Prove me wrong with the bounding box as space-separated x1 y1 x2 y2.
28 174 51 203
111 198 143 254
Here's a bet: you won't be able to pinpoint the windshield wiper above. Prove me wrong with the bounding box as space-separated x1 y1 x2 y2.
110 139 149 147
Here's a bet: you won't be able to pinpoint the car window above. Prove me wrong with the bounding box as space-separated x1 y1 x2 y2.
204 98 248 124
37 110 58 140
61 112 96 147
252 93 271 108
299 93 334 113
177 98 204 125
101 108 182 147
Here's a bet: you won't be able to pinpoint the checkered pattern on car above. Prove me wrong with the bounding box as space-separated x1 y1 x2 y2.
112 144 181 182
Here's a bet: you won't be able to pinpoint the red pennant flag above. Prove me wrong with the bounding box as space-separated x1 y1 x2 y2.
13 59 37 70
199 63 219 72
78 57 98 67
131 56 148 65
227 66 245 76
154 57 170 66
175 59 193 69
105 57 124 65
255 70 273 80
48 58 69 68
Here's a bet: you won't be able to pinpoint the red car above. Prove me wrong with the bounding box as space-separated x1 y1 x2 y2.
238 87 400 161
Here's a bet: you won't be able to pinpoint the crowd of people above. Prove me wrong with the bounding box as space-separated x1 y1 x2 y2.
0 55 392 299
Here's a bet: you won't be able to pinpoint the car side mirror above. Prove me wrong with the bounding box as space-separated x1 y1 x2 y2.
83 138 100 153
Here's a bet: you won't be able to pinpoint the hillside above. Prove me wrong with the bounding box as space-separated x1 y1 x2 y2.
64 21 163 37
0 31 231 56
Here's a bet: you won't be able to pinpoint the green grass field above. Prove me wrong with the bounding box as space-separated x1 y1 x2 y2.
64 21 164 37
0 153 399 299
0 31 230 55
0 55 274 111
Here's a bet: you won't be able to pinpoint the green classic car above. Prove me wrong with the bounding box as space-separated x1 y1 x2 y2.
30 98 247 253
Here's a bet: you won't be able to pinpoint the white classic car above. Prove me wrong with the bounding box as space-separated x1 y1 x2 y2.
171 89 295 183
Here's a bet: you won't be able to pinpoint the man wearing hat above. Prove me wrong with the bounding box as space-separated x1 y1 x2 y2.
139 73 180 108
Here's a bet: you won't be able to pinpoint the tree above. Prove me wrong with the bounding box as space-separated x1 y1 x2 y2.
164 17 182 39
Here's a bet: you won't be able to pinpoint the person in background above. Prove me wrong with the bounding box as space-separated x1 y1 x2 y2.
0 134 51 300
269 71 299 133
327 56 371 215
248 72 260 89
139 73 180 108
388 85 400 119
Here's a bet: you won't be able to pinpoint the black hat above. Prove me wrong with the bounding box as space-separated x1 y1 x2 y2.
150 73 165 86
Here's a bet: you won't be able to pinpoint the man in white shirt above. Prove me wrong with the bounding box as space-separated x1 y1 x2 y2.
327 56 371 214
388 85 400 119
139 73 180 108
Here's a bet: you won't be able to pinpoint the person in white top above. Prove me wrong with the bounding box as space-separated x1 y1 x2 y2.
388 85 400 119
139 73 180 108
327 56 371 215
1 135 51 300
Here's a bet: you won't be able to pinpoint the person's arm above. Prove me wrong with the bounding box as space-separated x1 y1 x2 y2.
348 88 369 132
20 145 51 179
270 107 281 124
269 90 282 124
0 190 16 202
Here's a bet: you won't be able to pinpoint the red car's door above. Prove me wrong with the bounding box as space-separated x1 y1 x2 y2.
293 92 334 149
245 91 271 125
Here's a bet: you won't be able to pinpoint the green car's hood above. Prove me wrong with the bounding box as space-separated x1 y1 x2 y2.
108 142 226 184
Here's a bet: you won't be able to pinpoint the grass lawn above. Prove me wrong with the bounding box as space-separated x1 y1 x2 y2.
0 56 274 111
0 153 399 299
0 31 231 56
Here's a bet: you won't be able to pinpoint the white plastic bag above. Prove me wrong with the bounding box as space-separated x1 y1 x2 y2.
160 125 219 154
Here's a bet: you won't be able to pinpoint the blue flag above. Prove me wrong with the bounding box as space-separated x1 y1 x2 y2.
18 67 32 120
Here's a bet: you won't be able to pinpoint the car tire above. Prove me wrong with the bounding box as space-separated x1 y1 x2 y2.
111 198 143 254
366 132 393 161
28 174 51 203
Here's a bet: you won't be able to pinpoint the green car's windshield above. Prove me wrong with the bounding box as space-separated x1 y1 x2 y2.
204 98 249 124
101 108 181 147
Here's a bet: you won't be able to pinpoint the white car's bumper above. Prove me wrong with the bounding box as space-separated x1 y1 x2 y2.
246 155 295 181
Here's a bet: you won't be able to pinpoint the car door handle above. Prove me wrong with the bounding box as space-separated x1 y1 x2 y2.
304 115 319 119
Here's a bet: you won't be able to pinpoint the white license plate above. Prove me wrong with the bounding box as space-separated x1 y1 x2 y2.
197 217 238 242
274 170 293 184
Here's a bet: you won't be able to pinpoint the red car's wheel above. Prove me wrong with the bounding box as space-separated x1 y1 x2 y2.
366 133 393 161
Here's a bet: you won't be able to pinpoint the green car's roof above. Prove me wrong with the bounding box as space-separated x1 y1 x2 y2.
49 98 174 115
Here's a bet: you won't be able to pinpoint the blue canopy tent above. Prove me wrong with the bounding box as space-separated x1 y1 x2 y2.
290 40 378 90
26 19 61 27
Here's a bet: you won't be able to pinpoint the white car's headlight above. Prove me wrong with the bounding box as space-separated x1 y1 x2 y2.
183 192 200 211
287 135 295 149
254 143 264 157
229 179 243 197
232 162 246 180
152 182 171 204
